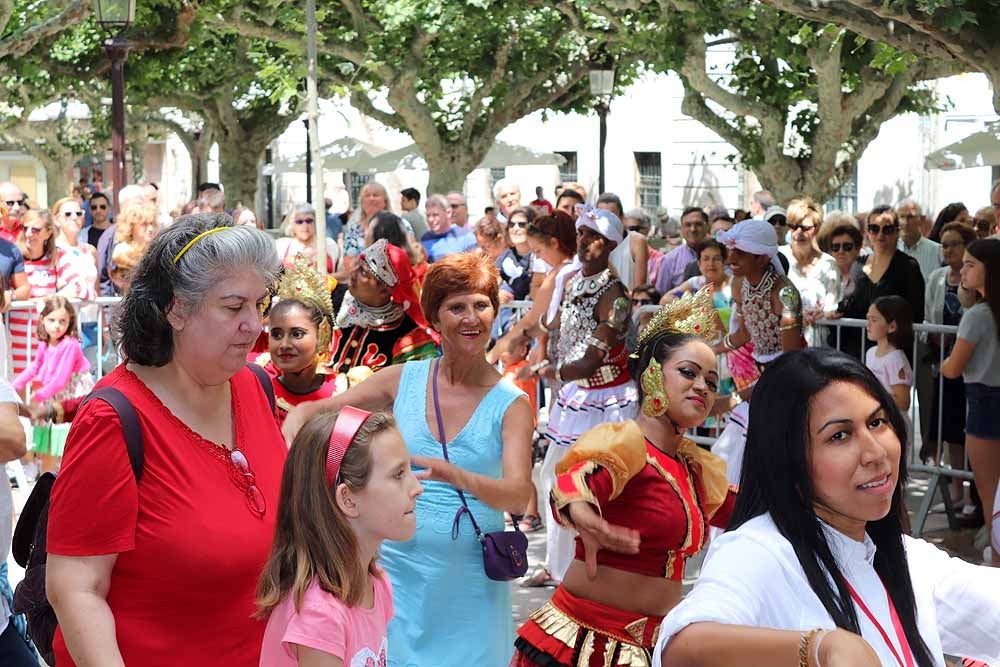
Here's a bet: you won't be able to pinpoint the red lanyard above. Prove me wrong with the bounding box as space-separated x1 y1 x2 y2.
844 580 915 667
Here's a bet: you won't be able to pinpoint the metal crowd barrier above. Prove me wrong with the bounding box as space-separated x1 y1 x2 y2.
4 296 124 383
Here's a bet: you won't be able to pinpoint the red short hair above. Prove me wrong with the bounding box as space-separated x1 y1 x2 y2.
420 252 500 326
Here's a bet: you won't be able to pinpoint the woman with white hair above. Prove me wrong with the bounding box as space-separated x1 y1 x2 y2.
276 203 337 273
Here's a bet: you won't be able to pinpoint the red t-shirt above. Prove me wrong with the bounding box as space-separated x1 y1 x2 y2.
47 364 288 667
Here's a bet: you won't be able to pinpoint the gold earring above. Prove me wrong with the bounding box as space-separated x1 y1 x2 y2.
641 357 669 417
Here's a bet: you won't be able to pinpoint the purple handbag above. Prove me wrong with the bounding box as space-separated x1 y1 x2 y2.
431 359 529 581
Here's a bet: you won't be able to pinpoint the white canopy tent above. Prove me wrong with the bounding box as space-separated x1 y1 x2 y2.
355 140 566 173
925 122 1000 170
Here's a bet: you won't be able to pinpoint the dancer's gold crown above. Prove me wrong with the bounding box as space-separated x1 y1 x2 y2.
277 255 334 319
637 285 718 347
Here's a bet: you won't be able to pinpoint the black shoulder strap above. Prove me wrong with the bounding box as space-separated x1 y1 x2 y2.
82 387 144 482
246 363 276 413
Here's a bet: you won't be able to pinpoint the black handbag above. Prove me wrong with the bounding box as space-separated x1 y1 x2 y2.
431 359 529 581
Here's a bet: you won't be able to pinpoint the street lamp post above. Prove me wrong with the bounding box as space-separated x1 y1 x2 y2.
94 0 135 214
589 64 614 196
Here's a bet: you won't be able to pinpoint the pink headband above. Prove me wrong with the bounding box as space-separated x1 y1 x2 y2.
325 406 373 486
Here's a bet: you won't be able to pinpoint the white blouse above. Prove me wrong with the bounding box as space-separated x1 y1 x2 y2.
654 513 1000 666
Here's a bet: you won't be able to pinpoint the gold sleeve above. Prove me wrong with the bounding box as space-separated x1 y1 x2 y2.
555 420 648 501
678 438 731 518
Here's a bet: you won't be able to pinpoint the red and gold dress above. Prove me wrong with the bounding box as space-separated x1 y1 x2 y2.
514 421 735 667
269 373 340 427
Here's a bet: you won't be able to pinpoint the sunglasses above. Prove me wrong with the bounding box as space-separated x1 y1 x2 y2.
294 218 315 224
229 448 266 517
830 242 856 252
509 220 529 229
3 199 25 207
92 204 108 210
63 211 85 218
25 226 46 234
867 223 898 236
787 223 814 232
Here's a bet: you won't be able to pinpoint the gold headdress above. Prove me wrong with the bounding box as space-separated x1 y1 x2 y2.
276 256 335 362
637 285 719 348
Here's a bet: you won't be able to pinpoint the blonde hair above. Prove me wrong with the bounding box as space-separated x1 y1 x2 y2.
786 197 823 230
255 410 397 616
115 203 159 245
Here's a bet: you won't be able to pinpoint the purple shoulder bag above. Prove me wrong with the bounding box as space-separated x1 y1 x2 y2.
431 359 529 581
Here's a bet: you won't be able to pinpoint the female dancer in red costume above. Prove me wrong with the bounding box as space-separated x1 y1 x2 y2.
513 287 736 666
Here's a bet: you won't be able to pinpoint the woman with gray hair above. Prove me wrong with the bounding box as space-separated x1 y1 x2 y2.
45 214 288 667
276 203 337 273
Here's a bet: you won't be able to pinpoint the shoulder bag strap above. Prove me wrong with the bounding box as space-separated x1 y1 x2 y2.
431 358 484 541
246 363 276 413
82 387 143 482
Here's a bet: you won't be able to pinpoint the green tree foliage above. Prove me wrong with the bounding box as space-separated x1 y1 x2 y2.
211 0 640 193
759 0 997 110
613 0 952 203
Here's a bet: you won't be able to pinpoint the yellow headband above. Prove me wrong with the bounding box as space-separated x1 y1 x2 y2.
172 227 228 264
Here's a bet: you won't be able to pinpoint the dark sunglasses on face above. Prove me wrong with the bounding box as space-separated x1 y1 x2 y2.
294 218 315 225
867 223 898 236
63 211 85 218
830 242 856 252
92 204 108 210
787 223 814 232
4 199 25 207
509 220 529 228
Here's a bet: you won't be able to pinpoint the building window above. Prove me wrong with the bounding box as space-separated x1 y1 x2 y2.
557 151 578 183
634 152 662 209
349 172 372 207
827 169 858 214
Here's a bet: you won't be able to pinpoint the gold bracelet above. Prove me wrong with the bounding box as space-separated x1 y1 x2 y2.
799 629 823 667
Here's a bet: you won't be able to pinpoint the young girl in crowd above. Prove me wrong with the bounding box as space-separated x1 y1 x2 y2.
256 408 423 666
262 258 340 426
942 238 1000 564
12 296 92 473
865 295 915 415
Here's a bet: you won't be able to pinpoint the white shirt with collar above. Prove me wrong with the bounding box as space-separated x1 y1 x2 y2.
654 513 1000 666
898 236 942 281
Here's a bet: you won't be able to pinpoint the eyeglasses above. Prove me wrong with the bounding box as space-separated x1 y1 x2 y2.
867 223 898 236
830 242 856 252
509 220 529 228
63 211 85 218
229 448 266 516
92 204 108 210
294 218 315 225
787 223 814 232
3 198 25 208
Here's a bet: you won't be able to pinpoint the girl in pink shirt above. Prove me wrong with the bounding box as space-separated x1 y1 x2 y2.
257 408 424 667
13 295 93 472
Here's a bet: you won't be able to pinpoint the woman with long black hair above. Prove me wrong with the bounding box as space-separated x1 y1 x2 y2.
654 348 1000 667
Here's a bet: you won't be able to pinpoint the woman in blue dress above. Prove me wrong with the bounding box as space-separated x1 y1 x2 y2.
283 251 535 666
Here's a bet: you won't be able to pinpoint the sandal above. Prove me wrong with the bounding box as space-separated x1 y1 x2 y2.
518 514 543 532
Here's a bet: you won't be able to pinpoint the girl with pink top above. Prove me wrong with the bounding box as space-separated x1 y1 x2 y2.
13 295 93 472
256 408 424 667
